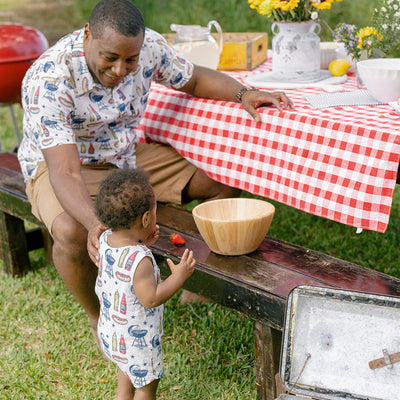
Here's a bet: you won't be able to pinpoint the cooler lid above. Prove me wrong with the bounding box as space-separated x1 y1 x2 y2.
280 285 400 400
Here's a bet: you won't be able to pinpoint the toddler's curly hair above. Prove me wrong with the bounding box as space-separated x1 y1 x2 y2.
95 168 155 231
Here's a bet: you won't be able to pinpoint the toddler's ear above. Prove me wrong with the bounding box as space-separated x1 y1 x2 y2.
141 210 151 228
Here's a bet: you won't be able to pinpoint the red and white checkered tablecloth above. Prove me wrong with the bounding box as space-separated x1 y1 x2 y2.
136 56 400 233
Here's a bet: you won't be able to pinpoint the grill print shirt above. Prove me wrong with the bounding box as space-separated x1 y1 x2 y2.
18 27 193 180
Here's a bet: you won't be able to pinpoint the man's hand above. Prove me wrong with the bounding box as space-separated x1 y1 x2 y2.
87 220 108 266
241 89 295 122
179 65 294 123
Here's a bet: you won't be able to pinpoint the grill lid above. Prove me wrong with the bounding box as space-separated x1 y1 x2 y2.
0 23 48 63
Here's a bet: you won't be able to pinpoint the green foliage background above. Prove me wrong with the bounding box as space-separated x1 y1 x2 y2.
73 0 377 43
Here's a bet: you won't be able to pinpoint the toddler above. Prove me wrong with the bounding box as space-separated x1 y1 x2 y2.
94 168 195 399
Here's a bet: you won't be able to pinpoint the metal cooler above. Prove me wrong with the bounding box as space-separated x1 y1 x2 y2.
278 285 400 400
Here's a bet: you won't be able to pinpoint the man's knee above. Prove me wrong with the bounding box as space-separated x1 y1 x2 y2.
52 212 88 249
183 169 241 201
217 183 241 199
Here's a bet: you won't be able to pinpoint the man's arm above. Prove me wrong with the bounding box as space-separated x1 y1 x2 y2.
41 144 106 264
177 65 294 122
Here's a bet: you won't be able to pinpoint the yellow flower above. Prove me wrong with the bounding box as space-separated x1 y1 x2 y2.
358 26 382 48
312 0 334 10
258 0 273 16
248 0 264 9
271 0 300 12
249 0 341 19
248 0 273 15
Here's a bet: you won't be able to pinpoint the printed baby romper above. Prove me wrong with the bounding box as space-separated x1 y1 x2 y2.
95 230 164 388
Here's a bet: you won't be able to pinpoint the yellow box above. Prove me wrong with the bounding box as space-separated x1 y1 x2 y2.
163 32 268 71
215 32 268 71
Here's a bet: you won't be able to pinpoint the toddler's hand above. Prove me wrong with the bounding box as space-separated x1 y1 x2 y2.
166 249 195 281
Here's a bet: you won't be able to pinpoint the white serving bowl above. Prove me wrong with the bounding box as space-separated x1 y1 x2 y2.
356 58 400 103
192 198 275 256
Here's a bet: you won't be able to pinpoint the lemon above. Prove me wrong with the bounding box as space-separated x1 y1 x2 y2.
328 59 351 76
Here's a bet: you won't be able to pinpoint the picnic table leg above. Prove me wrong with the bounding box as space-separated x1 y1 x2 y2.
254 321 282 400
0 211 30 275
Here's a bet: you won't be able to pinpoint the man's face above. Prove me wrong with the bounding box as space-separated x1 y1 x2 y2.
83 23 144 88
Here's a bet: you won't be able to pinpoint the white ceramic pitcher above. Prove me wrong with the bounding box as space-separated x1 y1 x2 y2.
272 20 321 83
170 20 223 69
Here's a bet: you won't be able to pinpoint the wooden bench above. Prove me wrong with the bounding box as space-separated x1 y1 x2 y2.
0 152 52 275
2 151 400 399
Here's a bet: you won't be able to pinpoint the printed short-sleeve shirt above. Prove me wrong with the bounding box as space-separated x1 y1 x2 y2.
17 27 193 180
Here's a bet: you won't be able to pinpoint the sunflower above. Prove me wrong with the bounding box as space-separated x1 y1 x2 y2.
248 0 264 9
271 0 300 12
249 0 342 20
259 0 273 16
311 0 334 10
358 26 382 48
248 0 273 15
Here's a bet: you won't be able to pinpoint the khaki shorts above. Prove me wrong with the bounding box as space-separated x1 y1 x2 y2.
25 142 197 235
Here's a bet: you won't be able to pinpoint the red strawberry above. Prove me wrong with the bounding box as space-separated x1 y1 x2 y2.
170 233 186 245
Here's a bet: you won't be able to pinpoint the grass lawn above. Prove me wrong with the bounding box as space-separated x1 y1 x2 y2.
0 264 256 399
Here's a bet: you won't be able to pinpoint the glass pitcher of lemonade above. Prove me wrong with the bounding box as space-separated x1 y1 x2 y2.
170 20 223 69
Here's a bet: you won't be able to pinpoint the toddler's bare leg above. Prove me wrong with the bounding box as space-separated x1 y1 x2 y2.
116 369 135 400
133 379 159 400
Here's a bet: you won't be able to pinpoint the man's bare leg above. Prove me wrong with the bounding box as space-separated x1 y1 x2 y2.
51 212 100 346
182 168 241 202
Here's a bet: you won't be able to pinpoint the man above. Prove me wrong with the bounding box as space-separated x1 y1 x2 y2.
18 0 293 353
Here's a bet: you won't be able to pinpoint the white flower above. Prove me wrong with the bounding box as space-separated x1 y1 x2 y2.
311 11 318 20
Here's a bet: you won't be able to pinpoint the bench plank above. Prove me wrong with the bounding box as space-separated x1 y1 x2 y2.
257 239 400 296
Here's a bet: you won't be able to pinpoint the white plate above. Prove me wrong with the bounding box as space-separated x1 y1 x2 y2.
244 70 347 92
